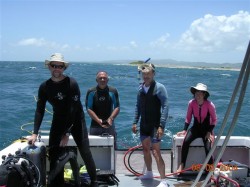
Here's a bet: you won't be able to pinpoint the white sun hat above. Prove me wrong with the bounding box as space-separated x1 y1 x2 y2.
45 53 69 69
190 83 210 98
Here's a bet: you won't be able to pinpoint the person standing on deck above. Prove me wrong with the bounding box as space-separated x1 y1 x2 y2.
176 83 217 174
28 53 98 187
132 63 169 187
85 71 120 148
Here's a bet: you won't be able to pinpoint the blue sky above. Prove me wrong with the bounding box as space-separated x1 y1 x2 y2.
1 0 250 63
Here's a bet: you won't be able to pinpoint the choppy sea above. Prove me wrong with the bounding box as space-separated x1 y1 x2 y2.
0 61 249 150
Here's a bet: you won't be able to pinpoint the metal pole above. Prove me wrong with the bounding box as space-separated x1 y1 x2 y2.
191 41 250 187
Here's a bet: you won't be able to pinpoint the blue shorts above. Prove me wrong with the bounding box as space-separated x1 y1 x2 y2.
140 135 161 143
140 127 161 144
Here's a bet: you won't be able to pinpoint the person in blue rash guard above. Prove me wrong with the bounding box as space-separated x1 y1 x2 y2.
132 63 169 187
85 71 120 148
28 53 98 187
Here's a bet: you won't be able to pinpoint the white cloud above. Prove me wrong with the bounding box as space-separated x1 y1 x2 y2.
150 33 170 48
17 38 47 47
176 11 250 52
130 41 137 48
16 38 71 50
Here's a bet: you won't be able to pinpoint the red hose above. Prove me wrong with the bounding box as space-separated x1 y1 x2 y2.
123 145 192 177
123 145 142 176
124 146 240 187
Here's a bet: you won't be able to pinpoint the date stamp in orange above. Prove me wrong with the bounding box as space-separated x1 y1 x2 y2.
191 164 238 172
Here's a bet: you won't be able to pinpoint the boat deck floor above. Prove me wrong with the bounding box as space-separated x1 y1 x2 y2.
111 150 206 187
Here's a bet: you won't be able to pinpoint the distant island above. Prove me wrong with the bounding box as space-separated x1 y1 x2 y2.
129 60 145 65
2 59 241 71
128 59 242 71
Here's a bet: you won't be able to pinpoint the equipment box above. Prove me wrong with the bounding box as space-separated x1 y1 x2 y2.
172 135 250 172
88 135 115 171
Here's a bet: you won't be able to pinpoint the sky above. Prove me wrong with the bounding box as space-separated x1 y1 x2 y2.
1 0 250 64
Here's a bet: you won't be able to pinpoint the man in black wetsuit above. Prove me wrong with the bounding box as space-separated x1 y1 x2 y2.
28 53 98 187
85 71 120 148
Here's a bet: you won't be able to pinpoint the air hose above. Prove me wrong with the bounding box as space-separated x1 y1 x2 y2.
123 145 193 178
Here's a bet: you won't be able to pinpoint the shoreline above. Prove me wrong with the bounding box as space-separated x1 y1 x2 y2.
128 64 241 71
0 61 241 71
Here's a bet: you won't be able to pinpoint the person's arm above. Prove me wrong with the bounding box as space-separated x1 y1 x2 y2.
208 100 217 133
85 88 103 126
87 108 103 125
155 83 168 139
206 101 216 142
132 89 141 134
29 82 47 144
177 100 192 136
107 107 120 125
107 87 120 125
156 83 169 129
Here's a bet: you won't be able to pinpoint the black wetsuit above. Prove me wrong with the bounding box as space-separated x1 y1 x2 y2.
33 76 97 186
85 86 120 140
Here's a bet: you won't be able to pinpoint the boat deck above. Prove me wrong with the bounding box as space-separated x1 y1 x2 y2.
113 150 205 187
1 135 249 186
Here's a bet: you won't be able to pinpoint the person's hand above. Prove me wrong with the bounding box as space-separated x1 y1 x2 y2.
107 118 113 126
205 132 214 143
28 134 38 145
60 135 69 147
177 130 187 137
101 120 110 128
98 118 103 125
156 127 164 139
132 124 137 134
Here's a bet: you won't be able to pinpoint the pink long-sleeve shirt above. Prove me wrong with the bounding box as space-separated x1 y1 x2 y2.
185 99 217 126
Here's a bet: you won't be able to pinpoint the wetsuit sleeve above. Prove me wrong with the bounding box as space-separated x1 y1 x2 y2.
183 122 190 131
133 90 141 124
156 83 168 129
111 88 120 109
85 89 95 110
208 101 217 132
184 100 193 128
67 78 82 133
33 82 47 134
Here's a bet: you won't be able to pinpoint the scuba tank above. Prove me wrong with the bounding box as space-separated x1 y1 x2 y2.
22 141 46 186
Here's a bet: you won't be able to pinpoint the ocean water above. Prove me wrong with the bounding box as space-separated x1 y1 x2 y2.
0 61 249 150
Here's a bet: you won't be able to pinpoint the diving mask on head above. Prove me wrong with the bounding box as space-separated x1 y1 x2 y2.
138 63 155 73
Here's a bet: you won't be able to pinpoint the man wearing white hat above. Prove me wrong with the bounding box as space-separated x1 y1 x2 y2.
28 53 98 186
176 83 217 174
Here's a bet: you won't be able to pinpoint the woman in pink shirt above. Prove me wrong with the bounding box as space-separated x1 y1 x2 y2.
176 83 217 174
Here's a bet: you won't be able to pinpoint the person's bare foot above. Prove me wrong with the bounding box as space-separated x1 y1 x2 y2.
176 163 184 175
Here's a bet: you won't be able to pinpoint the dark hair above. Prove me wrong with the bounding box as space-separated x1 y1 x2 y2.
193 90 209 100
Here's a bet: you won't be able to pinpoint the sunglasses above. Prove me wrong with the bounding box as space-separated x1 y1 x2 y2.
50 64 65 69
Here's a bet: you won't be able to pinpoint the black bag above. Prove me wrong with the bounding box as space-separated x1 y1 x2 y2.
48 147 81 187
96 170 120 186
